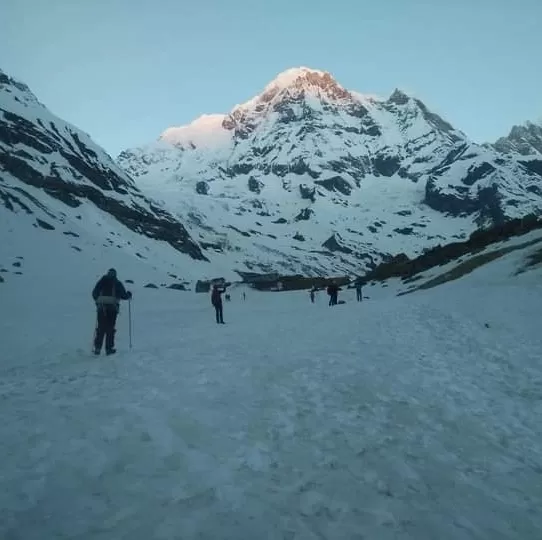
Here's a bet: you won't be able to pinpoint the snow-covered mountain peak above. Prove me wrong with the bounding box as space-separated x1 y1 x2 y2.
260 66 346 97
159 113 230 149
0 69 43 111
231 66 361 117
388 88 411 105
494 118 542 156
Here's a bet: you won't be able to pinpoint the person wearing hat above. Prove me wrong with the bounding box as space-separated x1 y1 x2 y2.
91 268 132 355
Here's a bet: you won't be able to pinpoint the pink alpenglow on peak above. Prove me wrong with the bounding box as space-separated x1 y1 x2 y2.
260 66 352 100
263 67 330 90
159 113 230 149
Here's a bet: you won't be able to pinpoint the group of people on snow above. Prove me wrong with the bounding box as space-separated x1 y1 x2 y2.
310 279 363 306
91 269 366 354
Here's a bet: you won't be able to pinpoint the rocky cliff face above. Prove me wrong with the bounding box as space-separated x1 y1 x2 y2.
118 67 542 275
0 69 205 262
493 120 542 156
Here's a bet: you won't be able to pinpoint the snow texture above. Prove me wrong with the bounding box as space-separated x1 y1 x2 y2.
1 240 542 539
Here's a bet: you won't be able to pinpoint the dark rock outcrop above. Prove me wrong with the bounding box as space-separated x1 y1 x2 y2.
248 176 264 194
314 176 352 196
322 234 353 254
36 218 55 230
424 178 477 216
373 154 401 177
462 162 496 186
167 283 187 291
388 89 410 106
289 158 320 178
294 208 313 221
520 159 542 177
299 183 316 202
196 180 209 195
394 227 414 235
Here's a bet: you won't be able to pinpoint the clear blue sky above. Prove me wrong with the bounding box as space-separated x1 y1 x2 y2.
1 0 541 156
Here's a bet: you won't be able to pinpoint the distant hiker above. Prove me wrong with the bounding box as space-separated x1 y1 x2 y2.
211 283 227 324
332 283 339 306
310 287 316 303
243 292 246 301
92 268 132 355
327 282 339 306
355 280 363 302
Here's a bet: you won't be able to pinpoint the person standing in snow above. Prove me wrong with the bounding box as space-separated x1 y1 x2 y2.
211 283 227 324
92 268 132 355
327 282 339 306
310 287 316 303
355 280 363 302
332 283 339 306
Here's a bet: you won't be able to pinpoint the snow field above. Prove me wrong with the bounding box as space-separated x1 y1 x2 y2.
1 268 541 539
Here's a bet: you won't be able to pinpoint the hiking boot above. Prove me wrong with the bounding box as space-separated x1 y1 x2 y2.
93 348 101 356
106 348 116 356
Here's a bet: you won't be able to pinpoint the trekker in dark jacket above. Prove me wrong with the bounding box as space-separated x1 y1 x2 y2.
211 284 227 324
327 282 339 306
355 280 363 302
92 268 132 355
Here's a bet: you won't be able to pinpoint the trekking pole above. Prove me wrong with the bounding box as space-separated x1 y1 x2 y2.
91 314 98 354
128 298 133 349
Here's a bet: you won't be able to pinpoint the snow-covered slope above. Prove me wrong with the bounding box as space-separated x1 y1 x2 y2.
0 68 226 286
2 222 542 539
381 226 542 297
118 67 542 275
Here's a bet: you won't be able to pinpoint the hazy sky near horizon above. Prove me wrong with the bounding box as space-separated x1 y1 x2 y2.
1 0 541 156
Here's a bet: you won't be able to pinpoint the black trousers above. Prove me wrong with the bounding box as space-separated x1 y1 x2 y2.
94 306 118 352
356 289 362 301
214 303 224 323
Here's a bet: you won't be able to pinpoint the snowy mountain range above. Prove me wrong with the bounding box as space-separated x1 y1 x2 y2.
0 69 206 257
2 66 542 283
118 67 542 275
0 68 223 289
